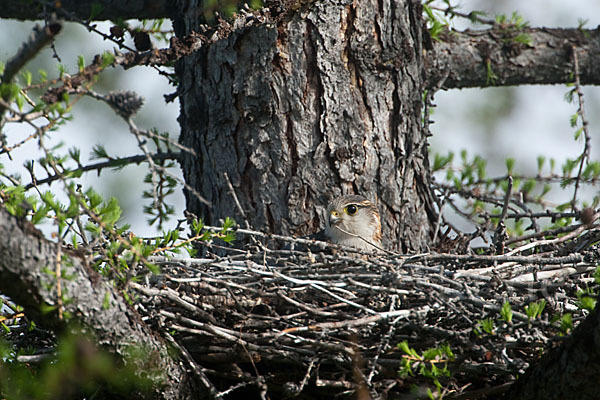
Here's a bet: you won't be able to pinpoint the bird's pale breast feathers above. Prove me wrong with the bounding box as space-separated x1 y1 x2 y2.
324 195 382 252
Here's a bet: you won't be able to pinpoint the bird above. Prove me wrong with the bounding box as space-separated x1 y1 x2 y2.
323 195 383 252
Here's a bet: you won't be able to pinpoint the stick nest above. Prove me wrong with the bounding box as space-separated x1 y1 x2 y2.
132 231 600 399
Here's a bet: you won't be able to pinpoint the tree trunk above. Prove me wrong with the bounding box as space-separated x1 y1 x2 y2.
176 0 438 252
0 210 194 400
503 304 600 400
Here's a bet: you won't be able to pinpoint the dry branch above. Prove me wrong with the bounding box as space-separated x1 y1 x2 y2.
428 28 600 88
127 228 600 399
0 209 194 400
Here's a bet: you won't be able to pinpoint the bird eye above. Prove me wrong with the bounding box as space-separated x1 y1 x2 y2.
345 204 358 215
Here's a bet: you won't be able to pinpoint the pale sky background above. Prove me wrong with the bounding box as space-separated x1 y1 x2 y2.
433 0 600 172
0 1 598 238
431 0 600 233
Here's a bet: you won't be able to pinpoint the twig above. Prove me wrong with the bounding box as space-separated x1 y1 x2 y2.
163 332 219 397
2 21 61 84
279 307 431 334
24 152 180 190
401 252 584 266
367 296 400 385
443 173 600 187
505 211 580 220
128 230 600 399
569 46 592 212
203 225 384 256
54 223 63 321
129 282 217 324
16 353 53 363
127 118 210 206
493 175 513 254
34 0 136 52
224 172 251 229
432 190 447 244
429 5 497 26
215 381 253 398
505 210 600 256
296 358 316 394
277 291 338 317
506 222 595 245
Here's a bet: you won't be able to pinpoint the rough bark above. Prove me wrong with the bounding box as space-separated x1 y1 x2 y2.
4 1 600 399
503 304 600 400
427 28 600 89
0 210 194 400
177 0 437 252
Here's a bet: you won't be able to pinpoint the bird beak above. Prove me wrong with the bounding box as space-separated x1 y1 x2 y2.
329 211 340 226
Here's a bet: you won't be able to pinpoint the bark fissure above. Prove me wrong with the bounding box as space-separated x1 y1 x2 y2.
169 3 452 249
503 304 600 400
2 1 600 399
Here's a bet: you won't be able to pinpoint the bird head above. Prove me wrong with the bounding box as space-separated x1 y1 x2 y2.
324 195 382 251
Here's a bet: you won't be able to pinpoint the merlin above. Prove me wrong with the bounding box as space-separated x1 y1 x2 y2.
324 195 383 252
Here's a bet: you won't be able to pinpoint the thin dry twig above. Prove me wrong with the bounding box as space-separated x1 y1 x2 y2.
569 46 592 212
128 218 600 399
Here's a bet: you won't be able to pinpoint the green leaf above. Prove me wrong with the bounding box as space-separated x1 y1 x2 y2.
422 347 441 360
513 33 532 46
222 216 235 230
559 313 573 334
397 340 417 357
86 188 104 210
440 343 454 359
31 205 50 225
500 301 513 323
594 266 600 284
38 68 47 82
583 162 600 179
537 155 545 173
474 156 486 180
579 296 596 311
432 152 453 172
505 158 515 174
16 93 24 111
540 183 551 197
68 147 81 163
477 318 495 335
98 197 123 226
0 82 19 101
101 52 116 68
77 55 85 72
144 262 160 274
525 299 546 320
562 158 578 177
57 63 66 79
569 113 578 128
91 144 110 160
22 70 32 86
576 290 597 311
521 179 536 194
85 221 102 236
468 10 487 24
485 60 497 85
